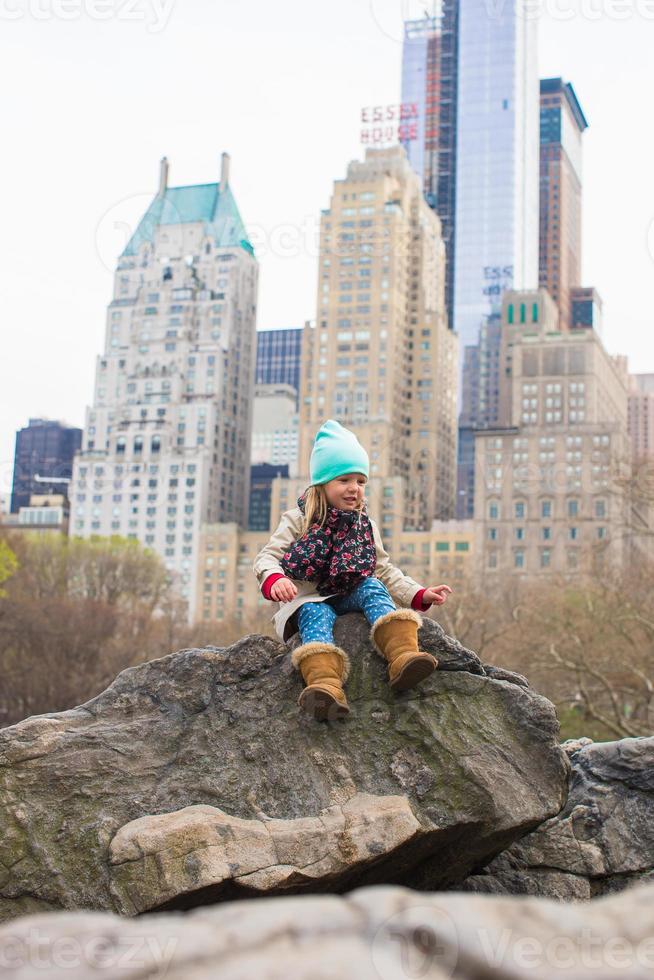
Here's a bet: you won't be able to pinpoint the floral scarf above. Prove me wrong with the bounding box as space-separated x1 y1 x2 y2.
279 490 377 596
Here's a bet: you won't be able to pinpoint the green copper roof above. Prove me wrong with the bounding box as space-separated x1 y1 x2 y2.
121 182 254 257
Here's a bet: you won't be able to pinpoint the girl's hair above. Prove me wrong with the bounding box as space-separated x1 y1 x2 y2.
300 483 365 534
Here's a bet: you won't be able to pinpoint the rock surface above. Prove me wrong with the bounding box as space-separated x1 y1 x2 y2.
2 881 654 979
0 614 569 923
459 736 654 901
109 793 422 915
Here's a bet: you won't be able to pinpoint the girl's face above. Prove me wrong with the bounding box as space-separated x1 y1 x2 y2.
324 473 367 511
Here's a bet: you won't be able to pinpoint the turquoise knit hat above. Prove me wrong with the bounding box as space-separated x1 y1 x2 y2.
309 419 369 485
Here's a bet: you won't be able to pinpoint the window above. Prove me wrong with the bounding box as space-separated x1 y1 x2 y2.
541 500 552 518
515 501 525 519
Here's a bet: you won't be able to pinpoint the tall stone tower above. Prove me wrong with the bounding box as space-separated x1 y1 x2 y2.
69 155 258 613
298 145 458 530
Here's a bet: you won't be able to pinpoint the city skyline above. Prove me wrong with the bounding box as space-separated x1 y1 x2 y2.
2 2 654 485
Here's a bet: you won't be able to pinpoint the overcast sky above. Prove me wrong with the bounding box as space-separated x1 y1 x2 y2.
2 0 653 495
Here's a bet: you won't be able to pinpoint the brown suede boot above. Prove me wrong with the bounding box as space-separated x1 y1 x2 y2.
370 609 438 691
290 642 351 721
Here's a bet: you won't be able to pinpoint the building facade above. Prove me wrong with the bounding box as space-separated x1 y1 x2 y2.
255 327 303 406
69 155 258 613
11 419 81 513
298 145 458 532
250 383 299 474
401 3 459 327
248 462 290 533
570 286 603 335
539 78 588 329
628 373 654 460
475 292 631 582
3 493 69 536
456 312 503 519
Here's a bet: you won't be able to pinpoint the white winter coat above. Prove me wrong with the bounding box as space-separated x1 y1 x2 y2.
252 506 425 642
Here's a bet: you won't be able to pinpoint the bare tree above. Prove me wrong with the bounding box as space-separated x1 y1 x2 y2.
0 533 173 726
508 565 654 738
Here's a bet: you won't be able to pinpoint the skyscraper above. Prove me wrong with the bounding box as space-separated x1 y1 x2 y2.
539 77 589 328
401 4 459 328
454 0 539 369
401 0 539 373
300 145 458 529
10 419 81 512
69 155 258 613
401 2 540 518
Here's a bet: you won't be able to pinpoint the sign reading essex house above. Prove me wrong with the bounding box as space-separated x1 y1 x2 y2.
360 103 419 145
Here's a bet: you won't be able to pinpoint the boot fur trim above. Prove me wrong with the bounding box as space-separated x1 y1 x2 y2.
369 608 423 658
290 641 351 682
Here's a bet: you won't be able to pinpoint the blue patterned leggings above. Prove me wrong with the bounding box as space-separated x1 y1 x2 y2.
297 576 396 645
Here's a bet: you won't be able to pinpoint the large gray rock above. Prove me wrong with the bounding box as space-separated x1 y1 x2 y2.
0 615 568 923
2 881 654 979
460 736 654 900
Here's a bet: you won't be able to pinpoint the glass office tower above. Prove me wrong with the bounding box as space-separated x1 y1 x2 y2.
400 1 539 517
453 0 539 386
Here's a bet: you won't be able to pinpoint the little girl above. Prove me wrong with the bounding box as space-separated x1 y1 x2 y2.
253 419 452 720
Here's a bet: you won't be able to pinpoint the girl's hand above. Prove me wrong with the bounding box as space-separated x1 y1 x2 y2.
270 578 298 603
423 584 453 606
